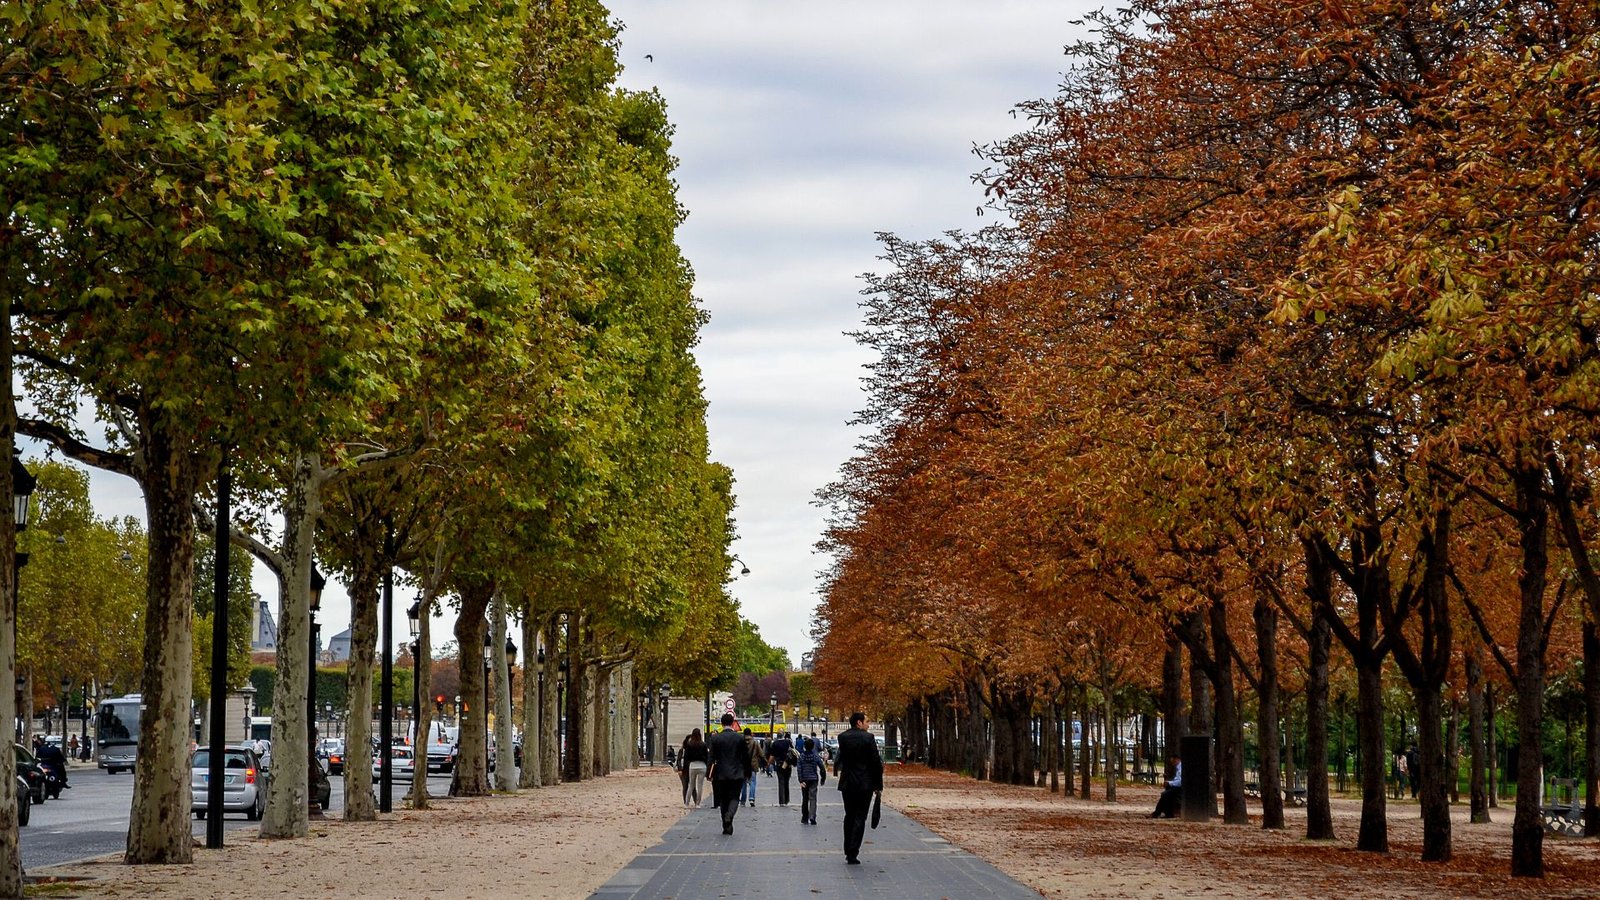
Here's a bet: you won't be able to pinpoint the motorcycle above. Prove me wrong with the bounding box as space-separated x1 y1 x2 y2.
37 757 67 800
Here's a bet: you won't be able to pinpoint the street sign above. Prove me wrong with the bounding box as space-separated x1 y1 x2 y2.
723 698 735 713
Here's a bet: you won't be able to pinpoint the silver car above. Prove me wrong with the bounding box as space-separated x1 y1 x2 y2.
191 745 267 821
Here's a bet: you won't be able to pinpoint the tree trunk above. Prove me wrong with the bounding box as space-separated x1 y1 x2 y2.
1061 692 1075 796
1355 654 1389 851
124 423 207 860
1210 599 1248 825
562 622 584 782
1414 685 1453 861
411 590 434 809
342 556 381 821
1101 686 1117 802
1162 635 1185 775
542 613 562 785
1466 647 1490 823
1510 464 1548 878
1044 701 1058 792
519 616 541 789
451 582 492 796
1447 700 1460 805
1255 596 1284 830
1585 619 1599 836
492 593 515 791
1077 684 1091 799
1305 602 1335 840
0 326 25 894
260 452 320 840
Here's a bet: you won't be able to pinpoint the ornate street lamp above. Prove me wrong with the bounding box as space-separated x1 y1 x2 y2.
407 600 421 758
659 686 671 764
307 565 326 817
10 453 34 743
730 555 750 576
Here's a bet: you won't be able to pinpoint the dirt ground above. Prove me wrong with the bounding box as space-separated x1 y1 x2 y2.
33 764 1600 898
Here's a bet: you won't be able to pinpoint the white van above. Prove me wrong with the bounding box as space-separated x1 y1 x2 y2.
425 723 458 773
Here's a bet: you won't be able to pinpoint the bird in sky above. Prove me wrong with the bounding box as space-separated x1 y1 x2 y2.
645 54 654 62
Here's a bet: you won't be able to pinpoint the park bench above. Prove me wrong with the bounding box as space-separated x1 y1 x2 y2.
1541 778 1584 837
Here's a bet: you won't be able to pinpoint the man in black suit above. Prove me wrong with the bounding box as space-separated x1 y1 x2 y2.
707 714 750 835
832 711 883 865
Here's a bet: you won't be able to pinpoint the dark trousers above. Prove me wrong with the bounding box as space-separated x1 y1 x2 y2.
776 767 792 805
841 788 872 861
679 767 690 804
799 779 818 821
1152 785 1181 818
713 779 743 830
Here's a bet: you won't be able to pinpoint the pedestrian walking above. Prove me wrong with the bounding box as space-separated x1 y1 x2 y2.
1405 745 1420 799
796 736 825 825
768 730 796 806
739 727 760 807
832 711 883 865
707 715 750 835
681 728 709 808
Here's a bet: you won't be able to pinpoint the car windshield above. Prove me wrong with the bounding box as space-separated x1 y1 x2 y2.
14 745 34 765
192 750 250 769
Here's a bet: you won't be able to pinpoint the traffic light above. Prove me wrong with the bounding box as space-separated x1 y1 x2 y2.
434 694 445 713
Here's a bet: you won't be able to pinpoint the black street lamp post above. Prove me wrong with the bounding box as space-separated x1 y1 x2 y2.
11 454 34 746
308 566 327 818
659 686 670 764
408 600 420 792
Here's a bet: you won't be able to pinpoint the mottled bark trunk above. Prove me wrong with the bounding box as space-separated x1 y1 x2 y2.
1255 597 1283 830
1466 648 1489 823
492 594 515 791
519 616 541 789
452 583 492 796
260 452 320 839
124 422 204 861
411 591 434 809
542 613 562 785
343 557 381 820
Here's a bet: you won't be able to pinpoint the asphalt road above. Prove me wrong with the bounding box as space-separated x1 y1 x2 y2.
20 762 458 871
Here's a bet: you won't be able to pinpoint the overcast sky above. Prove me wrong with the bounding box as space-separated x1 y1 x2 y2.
605 1 1092 665
61 1 1093 669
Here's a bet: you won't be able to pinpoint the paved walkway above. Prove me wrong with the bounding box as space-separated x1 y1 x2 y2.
592 783 1039 898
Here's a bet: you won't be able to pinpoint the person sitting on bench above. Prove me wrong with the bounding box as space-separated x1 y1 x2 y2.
1149 756 1182 819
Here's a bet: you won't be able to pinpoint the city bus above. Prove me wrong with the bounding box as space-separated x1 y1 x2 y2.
95 694 143 774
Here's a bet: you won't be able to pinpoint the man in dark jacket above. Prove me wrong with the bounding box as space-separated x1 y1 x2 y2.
767 731 796 806
707 714 750 835
832 711 883 865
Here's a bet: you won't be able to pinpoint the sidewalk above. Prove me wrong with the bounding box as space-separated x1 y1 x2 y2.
592 787 1038 899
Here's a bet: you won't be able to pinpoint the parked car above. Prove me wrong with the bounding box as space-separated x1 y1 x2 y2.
190 745 267 821
14 776 29 827
14 744 45 805
372 745 415 782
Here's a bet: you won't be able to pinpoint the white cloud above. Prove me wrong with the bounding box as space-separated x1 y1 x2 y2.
609 0 1096 663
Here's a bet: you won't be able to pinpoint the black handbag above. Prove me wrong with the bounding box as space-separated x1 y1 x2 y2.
870 792 882 829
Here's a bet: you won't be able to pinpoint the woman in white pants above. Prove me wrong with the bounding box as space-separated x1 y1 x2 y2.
681 729 709 807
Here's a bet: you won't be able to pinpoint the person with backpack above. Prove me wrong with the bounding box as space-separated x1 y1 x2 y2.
739 727 761 806
795 736 825 825
767 731 797 806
